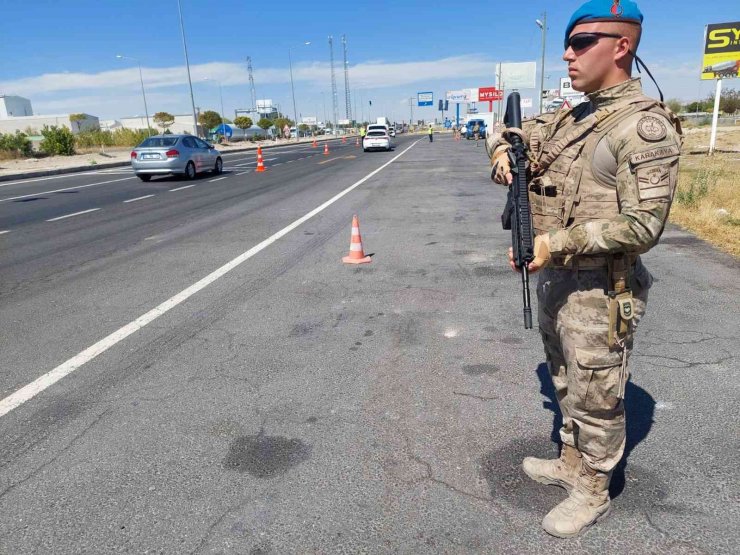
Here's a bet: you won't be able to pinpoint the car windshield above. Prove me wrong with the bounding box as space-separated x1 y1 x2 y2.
367 131 387 137
138 137 179 148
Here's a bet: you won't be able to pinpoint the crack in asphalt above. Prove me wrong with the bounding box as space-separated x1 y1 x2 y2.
453 391 498 401
0 407 111 503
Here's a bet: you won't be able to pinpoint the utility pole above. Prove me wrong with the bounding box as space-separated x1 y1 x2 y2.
342 35 352 123
328 36 339 133
536 12 547 114
409 97 414 127
246 56 257 111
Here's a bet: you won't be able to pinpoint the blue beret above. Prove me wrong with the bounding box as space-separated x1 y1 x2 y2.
565 0 643 43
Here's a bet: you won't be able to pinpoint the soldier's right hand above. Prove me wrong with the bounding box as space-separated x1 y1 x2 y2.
491 145 512 185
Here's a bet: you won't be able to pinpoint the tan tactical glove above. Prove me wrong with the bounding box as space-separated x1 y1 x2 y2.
490 144 511 184
530 234 551 272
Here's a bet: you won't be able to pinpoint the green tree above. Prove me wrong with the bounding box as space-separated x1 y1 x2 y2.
233 116 253 131
153 112 175 133
198 110 222 131
665 99 683 114
298 124 310 134
40 125 76 156
720 89 739 115
257 118 273 132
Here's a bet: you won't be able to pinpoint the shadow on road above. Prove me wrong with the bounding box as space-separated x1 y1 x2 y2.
535 362 656 498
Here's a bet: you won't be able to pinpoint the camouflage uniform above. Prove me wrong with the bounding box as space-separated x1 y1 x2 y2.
490 78 681 473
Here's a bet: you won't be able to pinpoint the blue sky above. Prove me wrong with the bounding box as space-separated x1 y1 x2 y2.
1 0 737 122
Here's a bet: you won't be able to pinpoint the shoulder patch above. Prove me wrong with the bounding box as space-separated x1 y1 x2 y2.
636 164 672 201
629 145 680 166
636 115 668 141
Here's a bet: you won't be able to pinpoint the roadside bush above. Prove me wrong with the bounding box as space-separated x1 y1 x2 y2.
0 131 33 157
40 125 76 156
76 129 114 148
676 163 720 207
75 127 154 149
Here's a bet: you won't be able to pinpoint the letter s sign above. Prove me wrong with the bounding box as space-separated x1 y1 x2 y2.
708 29 731 49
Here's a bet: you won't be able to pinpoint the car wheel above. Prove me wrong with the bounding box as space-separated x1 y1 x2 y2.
185 161 196 180
213 157 223 174
363 148 368 152
138 174 151 182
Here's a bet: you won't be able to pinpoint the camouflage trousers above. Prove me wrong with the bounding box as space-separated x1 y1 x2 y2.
536 259 652 473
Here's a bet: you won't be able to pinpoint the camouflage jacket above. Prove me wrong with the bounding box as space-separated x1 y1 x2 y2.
489 78 682 258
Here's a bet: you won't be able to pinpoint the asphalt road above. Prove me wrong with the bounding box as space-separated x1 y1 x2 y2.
0 134 737 554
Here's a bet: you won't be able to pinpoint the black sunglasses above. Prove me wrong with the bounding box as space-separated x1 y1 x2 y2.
564 32 623 51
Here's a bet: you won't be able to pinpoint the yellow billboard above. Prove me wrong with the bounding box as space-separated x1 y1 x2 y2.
701 21 740 80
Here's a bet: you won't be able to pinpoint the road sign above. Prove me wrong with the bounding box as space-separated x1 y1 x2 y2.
417 92 434 106
302 116 317 125
520 98 533 108
701 21 740 79
478 87 503 102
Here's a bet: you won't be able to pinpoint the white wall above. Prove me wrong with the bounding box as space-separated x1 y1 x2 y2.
0 114 99 135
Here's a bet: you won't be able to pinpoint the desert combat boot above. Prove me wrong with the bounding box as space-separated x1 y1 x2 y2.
541 461 613 538
522 443 582 492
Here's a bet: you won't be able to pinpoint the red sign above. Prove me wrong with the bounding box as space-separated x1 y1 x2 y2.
479 87 503 102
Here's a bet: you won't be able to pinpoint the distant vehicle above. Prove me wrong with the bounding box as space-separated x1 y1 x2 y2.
130 135 222 182
363 129 392 152
367 124 389 134
465 119 487 140
389 128 396 137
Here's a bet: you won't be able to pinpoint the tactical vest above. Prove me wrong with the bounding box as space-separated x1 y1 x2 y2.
527 95 678 237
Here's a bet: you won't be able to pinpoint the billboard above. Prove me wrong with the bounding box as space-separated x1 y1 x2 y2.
256 99 273 110
446 89 472 103
497 62 537 90
302 116 317 125
559 77 582 98
417 92 434 106
701 21 740 80
520 98 533 109
479 87 503 102
338 119 351 125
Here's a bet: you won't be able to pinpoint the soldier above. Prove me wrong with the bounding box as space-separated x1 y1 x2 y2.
487 0 681 538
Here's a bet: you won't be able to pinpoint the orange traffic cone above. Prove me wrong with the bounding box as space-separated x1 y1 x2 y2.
342 215 372 264
342 136 347 144
255 146 266 172
355 137 360 147
324 143 329 156
312 137 318 148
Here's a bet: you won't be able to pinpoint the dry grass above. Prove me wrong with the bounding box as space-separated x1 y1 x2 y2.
671 153 740 257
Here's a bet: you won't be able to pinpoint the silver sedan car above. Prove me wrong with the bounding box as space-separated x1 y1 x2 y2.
130 135 223 181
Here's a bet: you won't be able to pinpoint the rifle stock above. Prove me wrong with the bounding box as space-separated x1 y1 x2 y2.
500 92 534 329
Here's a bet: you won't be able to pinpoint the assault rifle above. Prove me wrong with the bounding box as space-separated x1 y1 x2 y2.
500 91 535 329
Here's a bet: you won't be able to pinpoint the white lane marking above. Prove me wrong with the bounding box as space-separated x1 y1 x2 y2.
169 184 196 192
123 194 155 203
0 177 136 203
236 171 250 176
209 176 228 182
0 230 10 235
46 208 101 222
0 139 419 419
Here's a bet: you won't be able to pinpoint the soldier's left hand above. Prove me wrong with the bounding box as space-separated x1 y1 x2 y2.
507 234 551 273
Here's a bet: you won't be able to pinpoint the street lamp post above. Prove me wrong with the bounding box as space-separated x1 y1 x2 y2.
203 78 226 140
116 55 151 136
536 12 547 114
289 42 311 141
177 0 199 136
